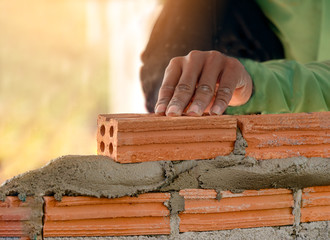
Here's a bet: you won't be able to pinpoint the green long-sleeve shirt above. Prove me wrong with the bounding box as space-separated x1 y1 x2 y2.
226 0 330 115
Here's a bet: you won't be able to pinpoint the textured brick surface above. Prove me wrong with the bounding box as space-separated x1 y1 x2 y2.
2 112 330 237
97 114 237 163
0 197 32 237
238 112 330 160
179 189 294 232
43 193 171 237
301 185 330 223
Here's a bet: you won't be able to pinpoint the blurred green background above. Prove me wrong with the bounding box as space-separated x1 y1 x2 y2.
0 0 162 183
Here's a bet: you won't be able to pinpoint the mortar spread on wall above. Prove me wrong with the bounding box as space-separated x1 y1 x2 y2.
1 155 330 201
1 154 329 238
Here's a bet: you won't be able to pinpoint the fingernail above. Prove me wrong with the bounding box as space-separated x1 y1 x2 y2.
187 104 202 116
155 104 166 115
210 105 223 115
166 105 181 116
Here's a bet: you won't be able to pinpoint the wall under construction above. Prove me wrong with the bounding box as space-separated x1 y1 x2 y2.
0 112 329 239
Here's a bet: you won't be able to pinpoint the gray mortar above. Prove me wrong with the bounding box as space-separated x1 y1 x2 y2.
297 221 330 240
169 214 180 239
1 155 330 237
23 197 44 239
161 155 330 192
233 128 247 156
2 155 329 201
168 192 185 215
168 192 183 239
292 189 302 229
0 155 196 201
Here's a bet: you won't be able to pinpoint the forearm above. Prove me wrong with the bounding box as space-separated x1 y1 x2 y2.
226 59 330 115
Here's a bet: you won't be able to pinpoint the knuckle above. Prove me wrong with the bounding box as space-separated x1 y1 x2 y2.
187 50 202 60
176 83 194 93
218 87 233 97
216 87 233 104
169 57 182 66
197 84 214 95
160 84 175 91
208 50 222 59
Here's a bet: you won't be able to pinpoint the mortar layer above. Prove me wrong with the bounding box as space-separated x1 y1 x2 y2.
0 155 196 201
1 155 329 200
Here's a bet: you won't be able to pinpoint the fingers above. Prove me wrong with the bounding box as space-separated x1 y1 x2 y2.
155 51 252 117
165 51 205 116
186 51 224 116
210 58 240 115
155 58 182 115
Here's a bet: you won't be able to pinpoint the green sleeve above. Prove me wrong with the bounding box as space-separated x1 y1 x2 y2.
226 59 330 115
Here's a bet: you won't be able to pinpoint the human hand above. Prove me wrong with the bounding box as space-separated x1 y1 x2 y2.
154 50 253 116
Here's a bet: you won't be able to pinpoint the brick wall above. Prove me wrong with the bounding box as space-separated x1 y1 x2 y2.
1 112 329 238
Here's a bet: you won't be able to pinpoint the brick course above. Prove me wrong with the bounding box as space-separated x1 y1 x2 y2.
301 186 330 223
43 193 171 237
0 197 33 237
97 114 237 163
238 112 330 160
179 189 294 232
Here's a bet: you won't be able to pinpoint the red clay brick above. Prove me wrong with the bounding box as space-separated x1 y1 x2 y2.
237 112 330 160
301 206 330 223
43 193 171 237
180 209 294 232
180 189 292 199
302 192 330 208
179 189 294 232
303 185 330 193
0 197 33 237
97 114 237 163
44 217 170 237
301 185 330 223
183 195 293 214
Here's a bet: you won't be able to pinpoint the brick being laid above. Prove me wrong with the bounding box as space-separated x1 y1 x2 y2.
0 196 33 237
301 185 330 223
237 112 330 160
43 193 171 237
179 189 294 232
97 114 237 163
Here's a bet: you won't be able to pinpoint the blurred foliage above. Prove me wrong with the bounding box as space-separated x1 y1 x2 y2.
0 0 109 183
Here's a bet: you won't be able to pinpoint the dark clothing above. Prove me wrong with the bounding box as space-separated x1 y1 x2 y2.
140 0 284 112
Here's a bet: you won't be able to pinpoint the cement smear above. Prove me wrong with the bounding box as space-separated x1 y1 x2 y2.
1 155 330 200
0 155 196 201
0 155 329 238
168 192 185 214
161 155 330 192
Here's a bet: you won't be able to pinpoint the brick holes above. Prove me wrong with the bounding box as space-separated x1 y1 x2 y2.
98 122 115 156
109 143 114 154
109 125 114 156
100 125 105 136
100 141 105 152
110 126 114 138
